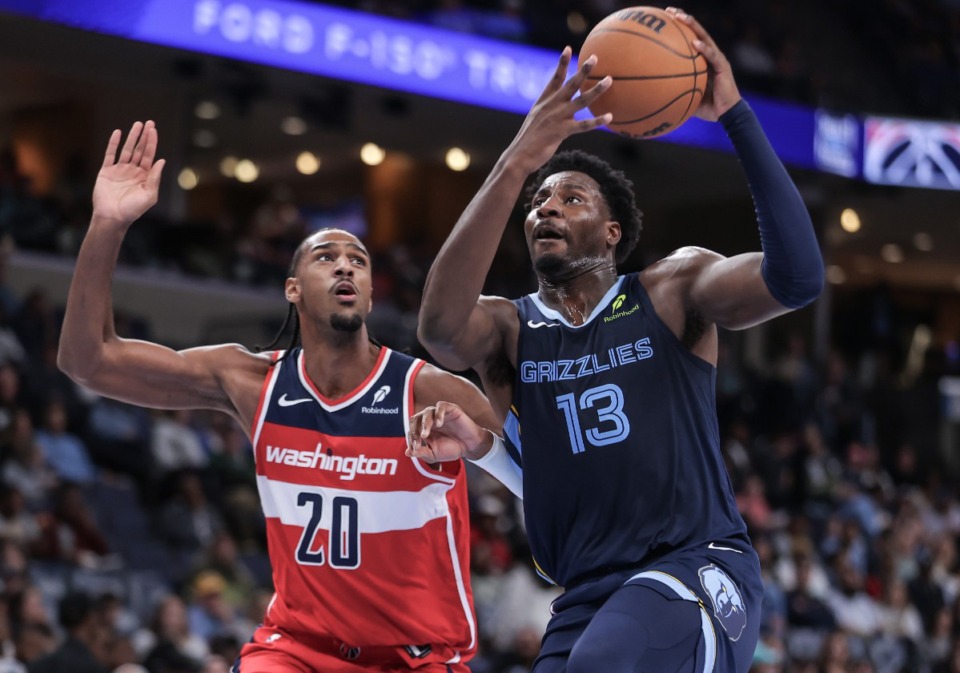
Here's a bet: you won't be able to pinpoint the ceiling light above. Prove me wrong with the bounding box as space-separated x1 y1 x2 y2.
360 142 385 166
194 101 221 120
567 12 588 34
296 151 321 175
840 208 861 233
234 159 259 183
192 129 217 148
825 265 846 285
281 116 308 135
912 232 933 252
880 243 904 263
219 156 238 178
177 168 198 190
445 147 470 172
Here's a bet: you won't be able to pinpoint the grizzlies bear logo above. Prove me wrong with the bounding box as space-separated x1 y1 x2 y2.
699 564 747 641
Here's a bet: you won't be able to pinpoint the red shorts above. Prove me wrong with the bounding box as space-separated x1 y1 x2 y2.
233 622 472 673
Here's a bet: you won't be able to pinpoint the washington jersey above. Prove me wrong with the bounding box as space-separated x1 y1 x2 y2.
507 274 750 588
251 346 475 662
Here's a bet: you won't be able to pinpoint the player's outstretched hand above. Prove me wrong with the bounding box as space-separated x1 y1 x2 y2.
504 47 613 175
406 401 491 463
666 7 741 121
93 120 166 226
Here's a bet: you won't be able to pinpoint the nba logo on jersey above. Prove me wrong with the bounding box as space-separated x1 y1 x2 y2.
699 564 747 641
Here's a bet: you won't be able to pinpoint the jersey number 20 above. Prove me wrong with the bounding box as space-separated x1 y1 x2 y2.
556 383 630 454
296 492 360 568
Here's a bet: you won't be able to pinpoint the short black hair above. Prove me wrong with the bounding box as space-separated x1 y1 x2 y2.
58 591 93 631
526 150 643 265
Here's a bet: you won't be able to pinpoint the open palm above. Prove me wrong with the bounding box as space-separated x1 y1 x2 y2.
93 121 165 224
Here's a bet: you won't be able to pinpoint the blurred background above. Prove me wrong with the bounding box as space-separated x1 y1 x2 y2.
0 1 958 672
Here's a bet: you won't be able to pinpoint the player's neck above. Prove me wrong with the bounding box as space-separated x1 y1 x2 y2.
301 330 381 399
537 262 618 326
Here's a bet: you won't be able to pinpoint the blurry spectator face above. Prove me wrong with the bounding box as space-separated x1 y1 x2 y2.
19 586 49 624
14 622 55 662
0 363 19 403
156 596 189 639
43 401 67 433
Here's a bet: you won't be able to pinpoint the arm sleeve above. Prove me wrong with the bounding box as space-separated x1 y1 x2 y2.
468 433 523 499
721 99 825 308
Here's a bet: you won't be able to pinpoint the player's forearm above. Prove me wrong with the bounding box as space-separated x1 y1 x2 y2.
722 100 824 308
419 156 527 342
57 216 129 382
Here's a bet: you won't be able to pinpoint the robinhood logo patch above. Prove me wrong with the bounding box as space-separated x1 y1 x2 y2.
605 294 639 323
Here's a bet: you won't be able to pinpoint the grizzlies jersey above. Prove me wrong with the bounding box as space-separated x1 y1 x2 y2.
507 274 750 588
251 346 475 664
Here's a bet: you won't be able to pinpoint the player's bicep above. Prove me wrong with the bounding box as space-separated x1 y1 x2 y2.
82 339 240 411
688 251 789 330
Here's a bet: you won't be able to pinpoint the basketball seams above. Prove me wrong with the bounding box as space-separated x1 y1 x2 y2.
664 12 702 129
584 27 702 61
608 89 702 124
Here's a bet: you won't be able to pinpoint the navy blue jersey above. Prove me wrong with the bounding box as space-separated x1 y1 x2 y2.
506 274 749 587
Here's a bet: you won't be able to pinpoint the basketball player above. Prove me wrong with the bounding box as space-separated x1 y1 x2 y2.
57 121 500 672
413 8 823 673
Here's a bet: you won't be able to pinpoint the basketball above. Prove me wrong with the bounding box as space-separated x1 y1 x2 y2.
579 6 707 139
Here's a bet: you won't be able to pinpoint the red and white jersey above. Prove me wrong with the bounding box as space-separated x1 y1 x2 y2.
250 346 475 663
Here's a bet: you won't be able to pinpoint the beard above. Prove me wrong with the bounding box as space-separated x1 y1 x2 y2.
534 252 567 278
330 313 363 332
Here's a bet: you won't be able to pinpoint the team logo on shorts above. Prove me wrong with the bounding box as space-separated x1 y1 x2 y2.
698 564 747 641
265 632 282 643
340 644 362 660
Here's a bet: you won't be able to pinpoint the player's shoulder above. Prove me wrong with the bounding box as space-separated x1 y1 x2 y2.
183 342 274 376
641 247 724 283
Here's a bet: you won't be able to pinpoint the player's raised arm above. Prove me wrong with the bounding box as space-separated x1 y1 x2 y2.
57 121 261 417
418 49 612 370
669 8 824 328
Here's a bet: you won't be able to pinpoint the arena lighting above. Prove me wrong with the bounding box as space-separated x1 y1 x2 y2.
296 151 321 175
177 167 199 190
234 159 259 182
825 265 846 285
445 147 470 172
219 155 238 177
360 143 385 166
840 208 861 233
194 100 221 119
281 116 308 136
912 232 933 252
880 243 904 264
0 0 818 169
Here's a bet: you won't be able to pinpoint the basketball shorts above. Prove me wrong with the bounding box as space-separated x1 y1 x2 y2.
232 620 471 673
532 540 762 673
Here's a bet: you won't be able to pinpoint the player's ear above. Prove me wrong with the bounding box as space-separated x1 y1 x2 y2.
606 220 622 248
285 277 300 303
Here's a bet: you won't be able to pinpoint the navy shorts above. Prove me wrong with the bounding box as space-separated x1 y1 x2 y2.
532 540 762 673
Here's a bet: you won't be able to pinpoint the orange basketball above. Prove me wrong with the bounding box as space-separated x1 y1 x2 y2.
579 6 707 139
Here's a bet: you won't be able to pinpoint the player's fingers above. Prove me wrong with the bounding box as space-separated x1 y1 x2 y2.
139 121 158 168
575 76 612 108
573 113 612 134
419 407 436 439
118 121 144 164
101 130 122 169
535 47 573 104
147 159 165 193
559 54 598 99
671 9 719 51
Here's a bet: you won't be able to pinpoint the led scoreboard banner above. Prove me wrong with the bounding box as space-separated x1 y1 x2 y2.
3 0 958 189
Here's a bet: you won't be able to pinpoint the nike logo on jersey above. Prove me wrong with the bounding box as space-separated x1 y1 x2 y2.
278 394 313 407
527 320 560 329
708 542 743 553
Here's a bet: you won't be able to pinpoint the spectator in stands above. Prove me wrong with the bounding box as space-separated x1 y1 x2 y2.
0 487 40 552
157 472 223 559
12 623 53 669
141 594 207 673
150 411 207 479
33 399 96 485
27 591 107 673
35 483 110 568
1 409 57 511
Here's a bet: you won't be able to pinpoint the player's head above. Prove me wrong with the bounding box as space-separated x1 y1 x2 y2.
524 150 642 275
260 228 372 355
